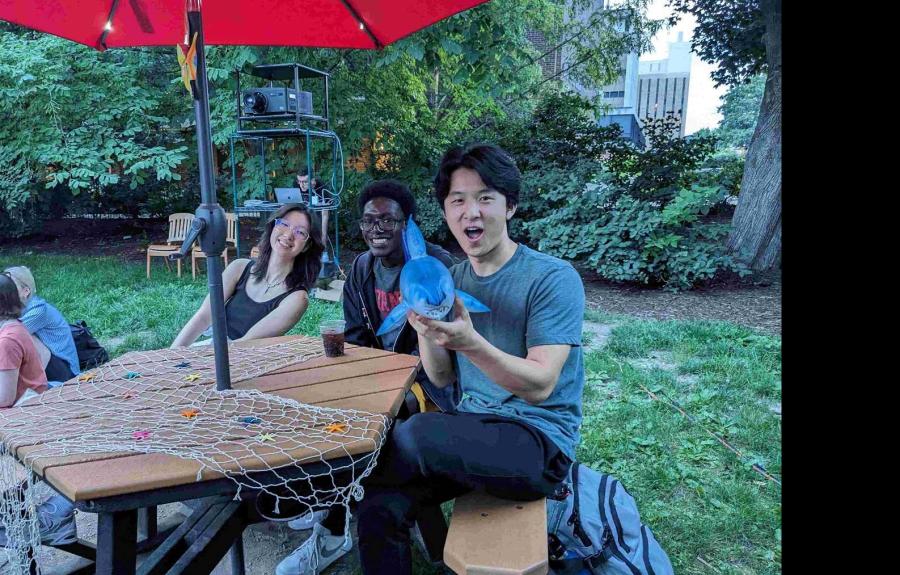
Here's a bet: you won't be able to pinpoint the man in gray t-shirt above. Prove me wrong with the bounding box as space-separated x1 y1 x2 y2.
356 144 584 575
450 243 584 460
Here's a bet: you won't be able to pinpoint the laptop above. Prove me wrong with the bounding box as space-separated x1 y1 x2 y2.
274 187 304 204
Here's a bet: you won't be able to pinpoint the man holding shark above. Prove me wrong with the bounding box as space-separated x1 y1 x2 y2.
355 143 586 574
275 179 457 575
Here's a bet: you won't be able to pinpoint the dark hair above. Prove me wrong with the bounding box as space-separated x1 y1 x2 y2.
357 179 416 218
0 274 23 321
253 204 324 291
433 143 521 210
297 167 325 192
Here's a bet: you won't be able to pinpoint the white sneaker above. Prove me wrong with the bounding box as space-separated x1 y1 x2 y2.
287 510 328 531
275 523 352 575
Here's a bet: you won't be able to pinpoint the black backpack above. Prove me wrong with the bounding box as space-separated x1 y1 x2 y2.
69 320 109 370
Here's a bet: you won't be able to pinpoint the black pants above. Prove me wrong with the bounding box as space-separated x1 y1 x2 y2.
45 354 75 382
356 411 571 575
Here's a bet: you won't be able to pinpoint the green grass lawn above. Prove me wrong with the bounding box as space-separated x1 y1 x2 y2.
0 251 781 574
0 252 343 355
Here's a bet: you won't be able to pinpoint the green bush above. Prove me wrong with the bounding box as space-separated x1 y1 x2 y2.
525 170 748 290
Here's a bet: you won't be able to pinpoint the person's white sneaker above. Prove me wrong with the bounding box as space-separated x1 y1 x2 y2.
275 523 352 575
287 510 328 531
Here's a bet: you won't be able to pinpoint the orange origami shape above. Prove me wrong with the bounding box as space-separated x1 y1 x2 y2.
181 408 200 419
78 372 96 382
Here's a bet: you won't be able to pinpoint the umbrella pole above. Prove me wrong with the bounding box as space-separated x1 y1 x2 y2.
188 5 232 391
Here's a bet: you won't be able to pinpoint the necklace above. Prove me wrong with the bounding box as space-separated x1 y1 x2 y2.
263 275 286 293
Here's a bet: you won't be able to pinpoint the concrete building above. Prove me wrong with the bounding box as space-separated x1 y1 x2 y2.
637 32 692 137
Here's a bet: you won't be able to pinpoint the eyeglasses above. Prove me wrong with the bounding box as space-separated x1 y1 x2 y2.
274 218 310 240
359 217 402 232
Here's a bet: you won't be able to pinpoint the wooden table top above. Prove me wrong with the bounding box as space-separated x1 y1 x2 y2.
0 335 418 503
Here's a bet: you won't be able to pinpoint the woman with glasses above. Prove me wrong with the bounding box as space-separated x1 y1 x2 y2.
171 204 324 348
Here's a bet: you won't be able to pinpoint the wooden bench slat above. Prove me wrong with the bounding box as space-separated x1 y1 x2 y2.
444 492 548 575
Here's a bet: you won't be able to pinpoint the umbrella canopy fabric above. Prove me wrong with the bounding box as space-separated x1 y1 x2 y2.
1 0 490 393
0 0 488 50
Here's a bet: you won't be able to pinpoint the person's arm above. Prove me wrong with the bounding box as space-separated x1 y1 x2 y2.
0 369 18 407
0 336 24 407
407 298 569 404
170 259 249 348
236 290 309 341
342 259 376 347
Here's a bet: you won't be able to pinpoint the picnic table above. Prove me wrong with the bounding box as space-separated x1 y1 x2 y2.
0 335 419 575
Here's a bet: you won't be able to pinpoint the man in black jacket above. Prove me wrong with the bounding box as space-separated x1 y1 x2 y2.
342 179 457 413
275 179 457 575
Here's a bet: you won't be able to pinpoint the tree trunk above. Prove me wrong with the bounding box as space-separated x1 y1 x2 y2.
727 0 781 271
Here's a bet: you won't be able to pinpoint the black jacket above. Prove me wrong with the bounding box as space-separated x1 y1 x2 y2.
342 242 458 410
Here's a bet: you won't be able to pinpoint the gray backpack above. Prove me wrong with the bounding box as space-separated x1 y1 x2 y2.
547 462 674 575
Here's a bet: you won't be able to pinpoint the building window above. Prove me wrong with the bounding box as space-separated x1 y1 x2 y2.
603 90 625 98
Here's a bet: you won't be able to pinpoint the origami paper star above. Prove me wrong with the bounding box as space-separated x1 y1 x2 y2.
323 423 349 434
185 374 201 382
78 372 96 382
257 433 276 442
239 416 262 425
132 430 151 440
122 392 136 400
123 371 141 380
174 362 191 369
181 408 200 419
177 32 198 94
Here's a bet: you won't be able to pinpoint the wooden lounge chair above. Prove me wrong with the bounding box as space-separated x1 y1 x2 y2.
191 213 237 278
146 213 195 278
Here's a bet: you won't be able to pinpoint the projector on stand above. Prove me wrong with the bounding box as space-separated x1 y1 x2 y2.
241 88 312 116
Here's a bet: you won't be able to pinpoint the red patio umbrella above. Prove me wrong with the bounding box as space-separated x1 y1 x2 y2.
0 0 490 393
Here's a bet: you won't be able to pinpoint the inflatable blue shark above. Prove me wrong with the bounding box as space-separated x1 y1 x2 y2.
375 216 489 336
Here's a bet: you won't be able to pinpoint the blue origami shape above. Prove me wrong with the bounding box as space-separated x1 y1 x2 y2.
376 216 489 337
174 362 191 369
239 416 262 425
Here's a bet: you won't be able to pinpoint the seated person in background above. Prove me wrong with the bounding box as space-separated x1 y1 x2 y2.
297 167 331 251
0 273 48 408
274 180 457 575
3 266 80 382
171 204 323 347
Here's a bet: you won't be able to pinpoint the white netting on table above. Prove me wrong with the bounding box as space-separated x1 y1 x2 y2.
1 338 390 574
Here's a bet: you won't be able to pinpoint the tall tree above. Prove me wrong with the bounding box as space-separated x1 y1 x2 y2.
669 0 781 271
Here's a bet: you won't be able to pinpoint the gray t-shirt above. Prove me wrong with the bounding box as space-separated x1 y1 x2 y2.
374 257 403 351
451 244 585 459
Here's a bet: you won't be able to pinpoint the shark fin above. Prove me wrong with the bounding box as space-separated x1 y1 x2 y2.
455 289 490 313
402 216 427 261
375 300 411 337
